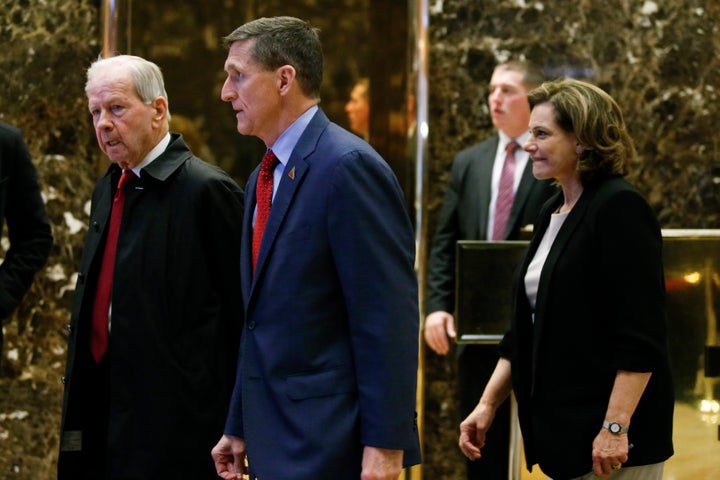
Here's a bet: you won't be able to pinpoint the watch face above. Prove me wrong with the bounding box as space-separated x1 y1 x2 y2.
610 422 621 434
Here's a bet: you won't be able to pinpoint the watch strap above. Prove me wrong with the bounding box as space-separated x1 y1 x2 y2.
602 420 629 434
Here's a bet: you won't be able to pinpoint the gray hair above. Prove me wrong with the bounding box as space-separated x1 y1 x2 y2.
86 55 171 121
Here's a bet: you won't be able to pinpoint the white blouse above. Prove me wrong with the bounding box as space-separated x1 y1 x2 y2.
524 211 569 315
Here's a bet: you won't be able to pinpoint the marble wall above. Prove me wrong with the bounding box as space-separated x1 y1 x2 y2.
422 0 720 478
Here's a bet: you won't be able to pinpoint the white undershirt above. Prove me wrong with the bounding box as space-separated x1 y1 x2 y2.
524 211 569 316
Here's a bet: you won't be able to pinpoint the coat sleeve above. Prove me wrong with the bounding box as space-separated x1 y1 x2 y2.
594 187 667 371
0 127 52 319
425 151 466 314
327 149 420 451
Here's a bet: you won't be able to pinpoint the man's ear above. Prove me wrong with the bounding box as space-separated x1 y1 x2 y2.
277 65 297 95
151 96 168 122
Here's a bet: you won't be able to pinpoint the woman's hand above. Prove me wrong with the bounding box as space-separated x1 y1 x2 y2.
591 428 630 477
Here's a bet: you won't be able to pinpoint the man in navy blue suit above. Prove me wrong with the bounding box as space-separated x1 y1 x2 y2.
211 16 421 480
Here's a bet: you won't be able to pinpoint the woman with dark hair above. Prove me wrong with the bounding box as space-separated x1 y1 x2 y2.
458 78 674 480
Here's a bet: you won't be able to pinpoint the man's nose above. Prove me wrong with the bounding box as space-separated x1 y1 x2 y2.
220 78 235 102
96 110 113 129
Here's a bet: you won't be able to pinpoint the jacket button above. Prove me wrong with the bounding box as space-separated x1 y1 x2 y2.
66 324 72 334
61 376 67 385
248 321 256 330
92 221 99 232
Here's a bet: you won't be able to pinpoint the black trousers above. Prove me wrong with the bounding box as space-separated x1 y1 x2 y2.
459 344 511 480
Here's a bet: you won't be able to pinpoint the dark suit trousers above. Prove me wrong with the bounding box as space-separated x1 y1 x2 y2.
459 344 511 480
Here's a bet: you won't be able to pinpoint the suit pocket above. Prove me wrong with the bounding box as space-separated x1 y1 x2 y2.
285 367 357 400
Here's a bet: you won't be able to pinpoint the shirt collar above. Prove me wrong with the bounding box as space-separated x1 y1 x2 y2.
132 132 171 176
267 105 319 167
498 130 530 151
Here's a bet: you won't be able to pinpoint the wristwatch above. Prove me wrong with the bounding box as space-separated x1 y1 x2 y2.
602 420 629 435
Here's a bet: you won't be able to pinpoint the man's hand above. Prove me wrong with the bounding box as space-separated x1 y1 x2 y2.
423 310 456 355
211 434 248 479
361 446 403 480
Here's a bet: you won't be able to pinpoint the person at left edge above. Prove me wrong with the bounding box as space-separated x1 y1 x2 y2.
0 122 53 361
58 55 244 480
211 16 420 480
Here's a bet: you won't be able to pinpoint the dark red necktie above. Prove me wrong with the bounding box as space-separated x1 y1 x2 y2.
90 169 136 362
252 150 278 273
492 141 519 241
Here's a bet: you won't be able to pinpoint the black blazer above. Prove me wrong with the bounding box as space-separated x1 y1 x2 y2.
0 123 52 348
500 177 674 479
426 135 555 314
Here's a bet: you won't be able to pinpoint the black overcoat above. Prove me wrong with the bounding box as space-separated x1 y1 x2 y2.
59 134 243 479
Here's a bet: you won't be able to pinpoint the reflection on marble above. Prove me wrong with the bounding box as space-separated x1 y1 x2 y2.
423 1 720 478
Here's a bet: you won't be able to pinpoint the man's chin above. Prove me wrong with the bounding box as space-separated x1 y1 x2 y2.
107 157 130 170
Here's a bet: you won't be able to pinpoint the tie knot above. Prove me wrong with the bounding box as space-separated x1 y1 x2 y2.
506 141 519 154
118 169 137 190
261 150 279 174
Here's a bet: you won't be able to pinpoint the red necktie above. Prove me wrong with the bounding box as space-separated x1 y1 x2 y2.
90 169 136 362
492 141 519 241
252 150 278 273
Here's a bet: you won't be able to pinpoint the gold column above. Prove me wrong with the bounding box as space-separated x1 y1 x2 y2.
409 0 429 478
101 0 119 58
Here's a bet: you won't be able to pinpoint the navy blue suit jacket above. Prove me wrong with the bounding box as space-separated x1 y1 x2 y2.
226 109 421 479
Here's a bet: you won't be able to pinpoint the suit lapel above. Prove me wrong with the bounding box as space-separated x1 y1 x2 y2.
529 185 596 394
241 168 259 303
507 161 537 236
250 156 309 290
470 138 498 239
247 109 328 299
84 173 115 268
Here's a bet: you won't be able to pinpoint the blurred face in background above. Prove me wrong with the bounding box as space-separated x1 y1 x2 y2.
488 66 531 139
345 81 370 138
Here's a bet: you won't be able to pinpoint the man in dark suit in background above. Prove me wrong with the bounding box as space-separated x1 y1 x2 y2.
58 55 244 479
211 16 420 480
0 122 52 360
424 61 554 480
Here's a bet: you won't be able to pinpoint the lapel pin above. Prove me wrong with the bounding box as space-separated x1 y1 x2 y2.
288 166 296 180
